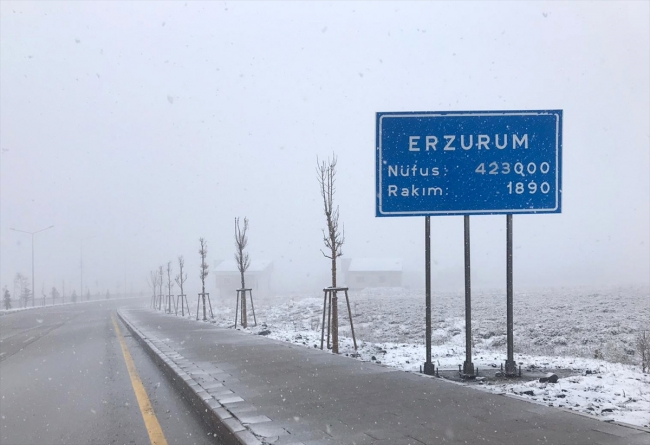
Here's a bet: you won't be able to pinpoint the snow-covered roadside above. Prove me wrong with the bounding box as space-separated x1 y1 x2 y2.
233 322 650 428
480 356 650 429
174 287 649 428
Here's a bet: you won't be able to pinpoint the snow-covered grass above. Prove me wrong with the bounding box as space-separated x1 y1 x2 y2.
176 285 649 428
485 356 650 429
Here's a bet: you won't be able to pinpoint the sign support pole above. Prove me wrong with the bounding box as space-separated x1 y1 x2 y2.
376 110 562 379
463 215 474 375
423 216 434 375
505 214 517 375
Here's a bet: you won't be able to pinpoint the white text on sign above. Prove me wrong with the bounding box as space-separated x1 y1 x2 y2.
408 134 529 152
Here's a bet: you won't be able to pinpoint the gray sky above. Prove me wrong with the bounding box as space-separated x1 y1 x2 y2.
1 1 649 297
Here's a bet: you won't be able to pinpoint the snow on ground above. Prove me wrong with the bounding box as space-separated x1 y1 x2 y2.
483 356 650 429
177 285 649 428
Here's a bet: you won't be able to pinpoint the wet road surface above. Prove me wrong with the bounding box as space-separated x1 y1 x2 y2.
0 298 222 445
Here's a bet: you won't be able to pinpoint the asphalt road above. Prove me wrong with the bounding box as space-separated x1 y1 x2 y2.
0 298 222 445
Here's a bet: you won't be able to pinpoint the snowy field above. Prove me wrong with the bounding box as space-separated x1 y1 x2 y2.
181 285 650 428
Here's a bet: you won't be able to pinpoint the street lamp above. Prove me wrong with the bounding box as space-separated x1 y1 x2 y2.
10 225 54 307
81 236 96 299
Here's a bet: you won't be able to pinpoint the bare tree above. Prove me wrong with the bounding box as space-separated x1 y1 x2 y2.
51 287 60 305
147 270 158 308
175 255 188 315
234 217 251 327
199 238 209 321
175 256 187 293
317 154 345 353
157 265 164 310
19 275 30 308
3 286 11 310
318 154 345 287
15 274 29 308
165 261 174 313
13 273 24 304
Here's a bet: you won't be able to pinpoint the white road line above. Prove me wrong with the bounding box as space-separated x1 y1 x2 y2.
23 336 35 343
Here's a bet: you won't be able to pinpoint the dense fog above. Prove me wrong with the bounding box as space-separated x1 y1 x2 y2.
1 1 648 300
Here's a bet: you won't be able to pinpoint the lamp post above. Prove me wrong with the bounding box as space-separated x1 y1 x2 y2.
10 225 54 307
81 236 96 299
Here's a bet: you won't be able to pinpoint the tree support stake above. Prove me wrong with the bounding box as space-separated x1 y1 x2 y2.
320 287 357 353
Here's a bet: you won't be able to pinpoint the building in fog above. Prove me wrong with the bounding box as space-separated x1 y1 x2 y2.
214 259 274 296
342 258 403 289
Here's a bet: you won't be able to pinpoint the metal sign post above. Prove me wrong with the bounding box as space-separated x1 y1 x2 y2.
423 217 434 375
505 214 516 375
463 215 474 375
376 110 562 378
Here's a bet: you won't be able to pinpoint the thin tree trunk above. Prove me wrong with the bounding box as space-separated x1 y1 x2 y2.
180 280 184 315
331 255 338 353
241 271 247 328
327 293 332 349
202 282 206 321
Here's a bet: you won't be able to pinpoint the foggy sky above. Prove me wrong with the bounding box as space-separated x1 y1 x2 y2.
1 1 649 299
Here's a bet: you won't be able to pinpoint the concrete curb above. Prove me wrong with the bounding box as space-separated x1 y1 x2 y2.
117 309 264 445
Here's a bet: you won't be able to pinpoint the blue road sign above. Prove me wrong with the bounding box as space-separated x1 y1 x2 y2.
376 110 562 216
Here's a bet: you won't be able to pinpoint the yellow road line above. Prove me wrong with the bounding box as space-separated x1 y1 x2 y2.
111 314 168 445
